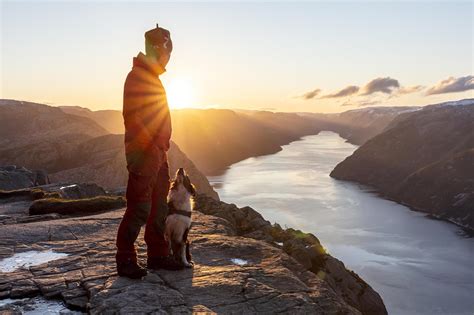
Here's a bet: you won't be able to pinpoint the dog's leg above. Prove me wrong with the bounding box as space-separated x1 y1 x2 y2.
185 241 192 264
180 242 192 268
171 240 181 264
183 228 193 265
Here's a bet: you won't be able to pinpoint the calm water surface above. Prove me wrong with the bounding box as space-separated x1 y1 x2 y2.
208 131 474 315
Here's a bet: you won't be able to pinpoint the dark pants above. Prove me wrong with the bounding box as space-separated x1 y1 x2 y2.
116 161 170 263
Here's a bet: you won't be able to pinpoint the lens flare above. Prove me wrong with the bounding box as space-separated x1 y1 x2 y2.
165 78 194 109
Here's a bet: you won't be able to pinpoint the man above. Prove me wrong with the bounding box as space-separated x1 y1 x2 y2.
116 25 183 279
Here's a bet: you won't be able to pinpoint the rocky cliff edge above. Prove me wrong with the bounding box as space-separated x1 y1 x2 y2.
0 193 386 314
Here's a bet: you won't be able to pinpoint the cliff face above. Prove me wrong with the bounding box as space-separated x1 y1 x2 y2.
193 195 387 314
331 100 474 230
0 191 386 314
0 100 218 199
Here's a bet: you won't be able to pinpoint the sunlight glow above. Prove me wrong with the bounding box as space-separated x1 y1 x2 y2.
166 78 195 109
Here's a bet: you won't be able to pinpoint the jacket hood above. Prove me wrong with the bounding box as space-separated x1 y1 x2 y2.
133 52 166 76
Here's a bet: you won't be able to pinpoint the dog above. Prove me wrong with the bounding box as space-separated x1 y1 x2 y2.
165 168 195 268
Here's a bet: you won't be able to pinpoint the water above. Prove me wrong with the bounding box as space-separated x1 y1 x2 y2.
0 250 68 272
208 131 474 315
230 258 249 266
0 297 82 314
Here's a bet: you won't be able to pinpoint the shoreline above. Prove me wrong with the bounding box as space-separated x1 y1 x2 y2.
329 176 474 235
202 132 321 177
211 128 473 234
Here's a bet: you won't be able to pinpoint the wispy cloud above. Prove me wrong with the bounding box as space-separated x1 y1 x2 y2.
322 85 359 98
398 85 425 94
426 75 474 95
300 88 321 100
361 77 400 95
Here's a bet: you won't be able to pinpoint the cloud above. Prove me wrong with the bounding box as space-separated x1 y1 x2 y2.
300 88 321 100
426 75 474 95
361 77 400 95
398 85 425 94
322 85 360 98
341 100 355 107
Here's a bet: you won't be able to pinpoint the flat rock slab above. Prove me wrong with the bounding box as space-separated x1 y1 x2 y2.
0 209 357 314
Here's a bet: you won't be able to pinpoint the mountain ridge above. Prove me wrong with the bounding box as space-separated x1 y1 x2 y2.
331 100 474 230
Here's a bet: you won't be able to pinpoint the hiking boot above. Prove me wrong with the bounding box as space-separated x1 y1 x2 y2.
147 255 184 271
117 259 147 279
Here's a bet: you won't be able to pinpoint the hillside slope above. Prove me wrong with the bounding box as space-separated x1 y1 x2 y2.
331 100 474 230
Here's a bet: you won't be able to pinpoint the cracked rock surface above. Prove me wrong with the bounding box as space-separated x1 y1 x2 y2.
0 195 386 314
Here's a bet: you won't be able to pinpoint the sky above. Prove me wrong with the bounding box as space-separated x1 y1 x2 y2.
1 1 473 113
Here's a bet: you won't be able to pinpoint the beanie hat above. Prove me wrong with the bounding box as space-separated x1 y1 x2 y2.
145 24 173 55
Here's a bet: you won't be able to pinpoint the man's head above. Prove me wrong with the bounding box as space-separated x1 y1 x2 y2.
145 24 173 67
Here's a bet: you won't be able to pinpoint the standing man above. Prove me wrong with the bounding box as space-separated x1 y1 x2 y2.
116 25 183 279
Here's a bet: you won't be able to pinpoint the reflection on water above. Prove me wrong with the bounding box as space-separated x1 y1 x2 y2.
208 131 474 315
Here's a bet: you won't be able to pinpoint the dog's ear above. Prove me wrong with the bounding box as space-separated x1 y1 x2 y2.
170 180 178 191
174 168 184 183
190 183 196 196
183 175 196 196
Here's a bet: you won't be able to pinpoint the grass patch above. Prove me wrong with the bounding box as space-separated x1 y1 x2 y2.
29 196 126 216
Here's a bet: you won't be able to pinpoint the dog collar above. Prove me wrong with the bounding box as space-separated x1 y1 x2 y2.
167 202 192 218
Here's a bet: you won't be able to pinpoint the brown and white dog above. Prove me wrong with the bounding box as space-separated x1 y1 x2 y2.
165 168 195 268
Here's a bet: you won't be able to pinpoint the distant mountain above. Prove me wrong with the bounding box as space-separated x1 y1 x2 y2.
0 100 109 149
171 109 320 174
0 100 218 199
59 105 124 134
303 106 420 145
331 99 474 230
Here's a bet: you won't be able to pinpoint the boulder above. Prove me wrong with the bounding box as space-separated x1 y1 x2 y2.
0 166 49 191
57 183 106 199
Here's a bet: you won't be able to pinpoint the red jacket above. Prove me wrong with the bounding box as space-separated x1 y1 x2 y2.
123 53 172 175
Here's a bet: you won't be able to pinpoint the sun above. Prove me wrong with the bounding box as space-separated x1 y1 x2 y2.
165 78 195 109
